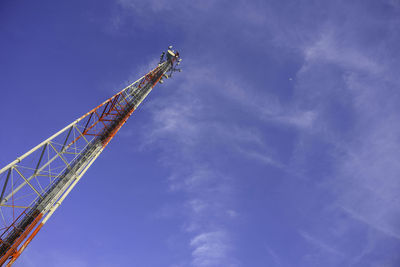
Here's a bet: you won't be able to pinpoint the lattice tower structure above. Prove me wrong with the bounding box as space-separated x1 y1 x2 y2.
0 51 181 266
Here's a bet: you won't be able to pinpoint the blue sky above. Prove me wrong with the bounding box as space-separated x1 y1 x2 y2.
1 0 400 266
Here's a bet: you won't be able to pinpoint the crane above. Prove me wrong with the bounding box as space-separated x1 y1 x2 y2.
0 47 182 266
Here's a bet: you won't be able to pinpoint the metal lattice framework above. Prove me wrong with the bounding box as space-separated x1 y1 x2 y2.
0 49 181 266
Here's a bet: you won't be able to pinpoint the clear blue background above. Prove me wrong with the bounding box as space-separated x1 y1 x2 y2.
1 0 400 266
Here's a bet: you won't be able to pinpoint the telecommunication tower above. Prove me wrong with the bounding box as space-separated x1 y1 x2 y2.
0 47 182 266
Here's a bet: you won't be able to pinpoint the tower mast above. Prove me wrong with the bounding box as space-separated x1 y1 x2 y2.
0 48 181 266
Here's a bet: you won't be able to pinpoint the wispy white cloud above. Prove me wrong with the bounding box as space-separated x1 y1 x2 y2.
341 206 400 241
265 244 284 267
303 30 382 75
291 18 400 265
235 146 284 169
272 110 317 130
299 230 344 257
190 231 237 267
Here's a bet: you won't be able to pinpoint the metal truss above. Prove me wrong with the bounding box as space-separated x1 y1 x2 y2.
0 52 181 266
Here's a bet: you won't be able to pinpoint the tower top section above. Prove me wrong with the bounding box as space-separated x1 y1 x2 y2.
158 45 182 84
